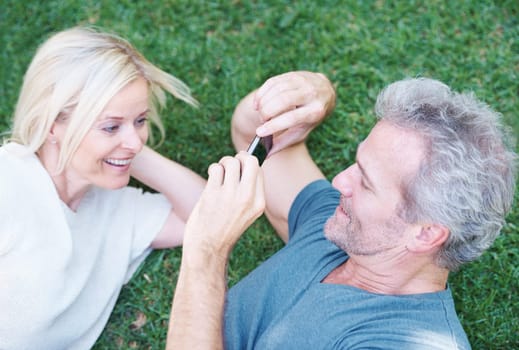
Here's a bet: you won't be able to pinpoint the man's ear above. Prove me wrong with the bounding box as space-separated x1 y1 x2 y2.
407 224 449 253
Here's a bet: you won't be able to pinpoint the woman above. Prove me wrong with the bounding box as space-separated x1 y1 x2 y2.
0 27 206 349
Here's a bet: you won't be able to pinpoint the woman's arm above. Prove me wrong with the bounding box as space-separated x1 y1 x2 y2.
130 146 206 248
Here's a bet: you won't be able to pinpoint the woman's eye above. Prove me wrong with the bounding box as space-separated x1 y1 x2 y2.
135 117 148 127
102 124 120 133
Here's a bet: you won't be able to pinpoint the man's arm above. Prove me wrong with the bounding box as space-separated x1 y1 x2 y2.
166 152 265 349
231 71 336 240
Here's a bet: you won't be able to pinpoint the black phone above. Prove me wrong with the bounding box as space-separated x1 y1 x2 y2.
246 135 273 165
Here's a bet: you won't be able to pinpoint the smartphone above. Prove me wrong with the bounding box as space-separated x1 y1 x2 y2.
246 135 273 165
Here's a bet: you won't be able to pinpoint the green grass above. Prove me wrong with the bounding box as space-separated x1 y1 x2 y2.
1 0 518 348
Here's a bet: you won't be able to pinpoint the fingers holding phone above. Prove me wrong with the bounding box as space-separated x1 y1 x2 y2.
246 135 273 165
182 152 265 260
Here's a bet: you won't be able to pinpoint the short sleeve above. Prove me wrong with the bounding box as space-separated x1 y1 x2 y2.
119 188 172 283
288 179 340 241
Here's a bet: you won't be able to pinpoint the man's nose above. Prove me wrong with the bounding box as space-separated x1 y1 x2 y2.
331 165 356 197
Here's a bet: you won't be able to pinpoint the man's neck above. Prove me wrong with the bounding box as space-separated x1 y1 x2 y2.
322 254 449 295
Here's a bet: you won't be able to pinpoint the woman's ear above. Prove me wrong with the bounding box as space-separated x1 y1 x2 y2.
47 123 58 144
47 119 65 145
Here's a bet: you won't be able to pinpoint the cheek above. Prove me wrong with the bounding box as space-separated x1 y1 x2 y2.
356 199 400 234
350 192 383 228
140 127 149 144
350 198 368 224
73 147 102 171
71 143 95 165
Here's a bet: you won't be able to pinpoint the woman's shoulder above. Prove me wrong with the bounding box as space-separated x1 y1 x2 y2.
0 143 52 205
0 142 33 155
0 142 38 170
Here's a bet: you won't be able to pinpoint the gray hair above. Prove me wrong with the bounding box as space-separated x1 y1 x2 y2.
375 78 517 271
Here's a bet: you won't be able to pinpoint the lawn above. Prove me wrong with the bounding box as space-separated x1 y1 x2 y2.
1 0 517 349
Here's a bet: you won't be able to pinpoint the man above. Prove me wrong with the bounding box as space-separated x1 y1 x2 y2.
166 72 517 349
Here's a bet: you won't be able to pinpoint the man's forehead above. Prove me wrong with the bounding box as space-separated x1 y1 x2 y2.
361 121 425 177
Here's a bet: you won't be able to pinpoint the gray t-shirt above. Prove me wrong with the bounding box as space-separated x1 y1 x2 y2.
225 180 471 349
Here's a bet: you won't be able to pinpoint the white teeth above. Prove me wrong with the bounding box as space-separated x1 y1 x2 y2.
105 158 132 166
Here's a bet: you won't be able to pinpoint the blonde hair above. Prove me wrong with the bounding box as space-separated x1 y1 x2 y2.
9 26 198 172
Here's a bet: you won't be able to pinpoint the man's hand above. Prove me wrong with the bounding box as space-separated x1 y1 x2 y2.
182 151 265 262
253 71 336 155
232 71 336 156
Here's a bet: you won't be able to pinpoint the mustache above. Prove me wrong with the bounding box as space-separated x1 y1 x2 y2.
339 195 351 215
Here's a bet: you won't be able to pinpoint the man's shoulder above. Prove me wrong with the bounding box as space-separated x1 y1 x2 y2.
292 179 336 207
288 179 339 236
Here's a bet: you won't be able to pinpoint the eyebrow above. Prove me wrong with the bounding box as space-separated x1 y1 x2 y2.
100 116 124 121
101 109 150 120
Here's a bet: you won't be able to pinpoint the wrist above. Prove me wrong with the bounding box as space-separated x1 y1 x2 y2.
129 145 152 178
231 116 258 152
231 91 263 152
182 232 234 264
181 243 231 274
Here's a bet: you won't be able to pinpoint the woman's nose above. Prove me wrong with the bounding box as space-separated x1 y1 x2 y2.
122 126 146 151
